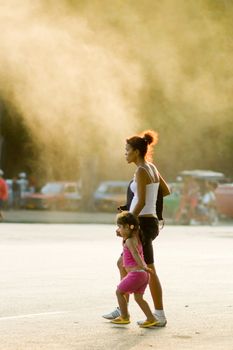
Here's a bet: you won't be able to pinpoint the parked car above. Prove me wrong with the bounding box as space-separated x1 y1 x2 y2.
24 181 82 210
93 181 129 212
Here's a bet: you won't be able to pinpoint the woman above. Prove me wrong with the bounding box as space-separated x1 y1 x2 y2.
103 130 169 327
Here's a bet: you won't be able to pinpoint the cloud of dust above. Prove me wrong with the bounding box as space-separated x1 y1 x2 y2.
145 1 233 115
0 0 142 183
0 0 232 184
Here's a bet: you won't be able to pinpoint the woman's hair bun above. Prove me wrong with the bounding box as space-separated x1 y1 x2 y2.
143 133 153 145
142 130 158 146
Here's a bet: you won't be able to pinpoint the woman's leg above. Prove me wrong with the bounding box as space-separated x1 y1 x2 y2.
147 263 163 310
139 218 163 310
139 218 167 326
147 262 167 326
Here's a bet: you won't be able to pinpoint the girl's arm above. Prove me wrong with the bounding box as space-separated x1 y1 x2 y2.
126 239 152 273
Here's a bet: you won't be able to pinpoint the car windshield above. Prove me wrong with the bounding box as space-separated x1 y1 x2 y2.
97 183 127 194
108 186 126 194
41 183 63 194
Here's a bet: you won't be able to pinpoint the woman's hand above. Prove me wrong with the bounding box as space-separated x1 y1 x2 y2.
144 266 154 274
159 219 165 230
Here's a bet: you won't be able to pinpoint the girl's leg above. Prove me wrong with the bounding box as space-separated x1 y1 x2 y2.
117 255 129 303
147 263 163 310
134 293 156 322
116 289 129 319
102 256 129 320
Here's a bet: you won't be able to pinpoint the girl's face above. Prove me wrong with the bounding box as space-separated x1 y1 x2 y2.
116 224 130 239
125 143 137 163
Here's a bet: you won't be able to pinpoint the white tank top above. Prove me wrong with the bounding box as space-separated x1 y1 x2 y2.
129 165 159 216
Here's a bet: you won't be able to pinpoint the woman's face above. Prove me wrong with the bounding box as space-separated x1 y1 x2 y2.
125 143 137 163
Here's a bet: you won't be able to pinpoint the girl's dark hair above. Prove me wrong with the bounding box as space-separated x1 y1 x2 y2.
126 129 158 161
116 211 139 231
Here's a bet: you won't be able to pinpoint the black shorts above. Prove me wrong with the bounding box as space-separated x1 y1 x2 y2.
138 217 159 265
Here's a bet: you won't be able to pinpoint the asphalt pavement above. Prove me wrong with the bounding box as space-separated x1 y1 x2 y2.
3 209 115 224
0 222 232 350
2 209 232 225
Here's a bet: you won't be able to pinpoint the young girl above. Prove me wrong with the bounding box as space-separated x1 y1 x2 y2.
111 211 158 328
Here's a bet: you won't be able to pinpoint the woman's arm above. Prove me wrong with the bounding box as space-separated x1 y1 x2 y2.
118 180 134 211
156 183 164 220
131 168 146 216
158 173 171 197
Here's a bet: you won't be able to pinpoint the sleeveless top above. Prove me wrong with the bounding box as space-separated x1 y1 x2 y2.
123 240 144 268
129 164 159 216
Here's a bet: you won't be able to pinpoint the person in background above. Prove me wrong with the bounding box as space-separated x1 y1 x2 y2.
28 175 37 193
0 169 8 221
175 177 200 225
198 181 218 225
18 172 29 208
12 177 21 209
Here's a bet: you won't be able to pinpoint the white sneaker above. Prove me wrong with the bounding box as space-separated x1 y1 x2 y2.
153 314 167 327
102 307 121 320
137 314 167 327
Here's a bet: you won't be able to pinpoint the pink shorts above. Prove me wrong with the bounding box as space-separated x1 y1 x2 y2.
117 271 149 295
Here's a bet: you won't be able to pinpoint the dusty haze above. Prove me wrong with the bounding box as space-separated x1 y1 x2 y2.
0 0 232 183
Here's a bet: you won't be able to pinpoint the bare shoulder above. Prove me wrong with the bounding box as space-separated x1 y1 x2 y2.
135 166 147 176
126 237 137 249
136 166 145 174
136 166 148 178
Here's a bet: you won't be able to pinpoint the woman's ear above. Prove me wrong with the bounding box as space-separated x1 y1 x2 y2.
135 149 140 157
